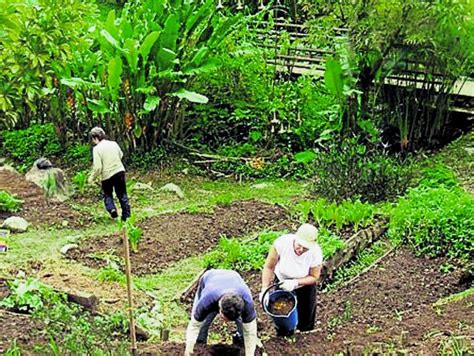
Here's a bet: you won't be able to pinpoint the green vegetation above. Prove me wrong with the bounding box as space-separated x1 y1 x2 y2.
389 185 473 260
0 190 23 213
311 138 413 203
203 229 346 272
72 170 89 195
294 198 378 232
433 287 474 308
1 124 62 170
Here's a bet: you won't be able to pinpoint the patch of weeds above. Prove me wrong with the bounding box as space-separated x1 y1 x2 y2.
0 278 52 313
0 190 23 213
72 170 88 195
136 300 173 341
325 239 394 292
439 335 473 355
95 266 125 284
393 309 405 322
366 324 380 334
439 262 456 274
318 229 346 259
4 339 21 356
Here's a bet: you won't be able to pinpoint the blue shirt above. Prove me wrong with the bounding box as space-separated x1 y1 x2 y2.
192 269 256 323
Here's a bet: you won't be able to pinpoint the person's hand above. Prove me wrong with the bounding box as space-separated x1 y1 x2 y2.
280 279 298 291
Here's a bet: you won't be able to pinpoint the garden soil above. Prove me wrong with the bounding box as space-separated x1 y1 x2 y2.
139 248 473 355
67 200 291 275
0 169 90 228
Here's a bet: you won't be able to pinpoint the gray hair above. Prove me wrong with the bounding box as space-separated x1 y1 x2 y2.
89 127 106 141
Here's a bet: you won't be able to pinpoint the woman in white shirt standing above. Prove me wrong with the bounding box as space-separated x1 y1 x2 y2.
260 223 323 334
88 127 131 221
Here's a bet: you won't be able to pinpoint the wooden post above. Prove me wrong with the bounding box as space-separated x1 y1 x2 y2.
123 227 137 355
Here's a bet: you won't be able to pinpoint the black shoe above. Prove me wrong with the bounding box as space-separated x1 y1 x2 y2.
110 209 118 219
232 332 244 346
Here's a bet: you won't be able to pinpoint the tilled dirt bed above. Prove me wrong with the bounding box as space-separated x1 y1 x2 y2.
143 249 473 355
68 200 291 275
0 168 90 228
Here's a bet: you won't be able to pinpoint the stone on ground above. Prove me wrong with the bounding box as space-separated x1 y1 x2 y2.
160 183 184 199
1 216 30 233
132 182 155 192
25 159 72 202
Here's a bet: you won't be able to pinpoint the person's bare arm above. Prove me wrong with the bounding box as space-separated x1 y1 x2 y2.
261 246 279 290
295 265 321 287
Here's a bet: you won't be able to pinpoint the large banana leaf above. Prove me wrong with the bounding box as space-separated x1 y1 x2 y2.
160 13 179 52
324 58 344 101
108 56 123 101
170 89 208 103
139 31 160 63
184 0 213 36
124 39 139 74
156 48 177 71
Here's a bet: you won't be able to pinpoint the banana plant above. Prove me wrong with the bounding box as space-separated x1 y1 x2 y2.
64 0 244 151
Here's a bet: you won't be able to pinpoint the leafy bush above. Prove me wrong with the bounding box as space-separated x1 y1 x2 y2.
129 147 166 170
312 139 413 203
63 144 91 170
389 186 474 260
1 124 62 168
0 190 23 213
0 278 52 313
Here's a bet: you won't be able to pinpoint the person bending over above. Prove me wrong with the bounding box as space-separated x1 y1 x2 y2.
185 269 258 355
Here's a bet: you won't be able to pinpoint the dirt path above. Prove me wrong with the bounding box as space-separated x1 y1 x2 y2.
68 200 291 275
142 249 472 355
0 168 90 228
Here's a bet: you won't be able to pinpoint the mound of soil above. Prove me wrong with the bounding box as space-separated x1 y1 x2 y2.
0 309 48 353
0 169 90 228
68 200 291 275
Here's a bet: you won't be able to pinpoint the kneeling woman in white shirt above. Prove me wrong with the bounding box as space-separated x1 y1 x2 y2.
260 223 323 333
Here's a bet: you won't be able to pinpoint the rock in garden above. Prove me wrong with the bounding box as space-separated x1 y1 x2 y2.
1 216 30 233
0 157 6 166
160 183 184 199
60 243 78 255
25 159 72 202
132 182 155 192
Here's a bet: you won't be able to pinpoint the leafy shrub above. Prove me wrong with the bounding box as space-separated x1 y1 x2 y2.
312 139 413 203
389 186 474 260
1 124 62 168
63 144 91 170
0 278 54 313
0 190 23 213
129 147 165 170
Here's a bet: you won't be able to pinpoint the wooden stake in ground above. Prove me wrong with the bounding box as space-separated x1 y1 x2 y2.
122 227 137 355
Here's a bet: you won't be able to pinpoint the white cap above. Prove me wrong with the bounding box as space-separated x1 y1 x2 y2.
294 223 318 250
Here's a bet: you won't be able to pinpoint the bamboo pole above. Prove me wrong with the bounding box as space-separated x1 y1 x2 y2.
122 227 137 355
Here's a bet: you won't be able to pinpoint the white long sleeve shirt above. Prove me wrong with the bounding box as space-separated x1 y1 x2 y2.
89 139 125 182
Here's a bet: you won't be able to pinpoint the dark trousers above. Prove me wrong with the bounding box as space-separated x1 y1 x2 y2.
294 284 317 331
101 171 131 221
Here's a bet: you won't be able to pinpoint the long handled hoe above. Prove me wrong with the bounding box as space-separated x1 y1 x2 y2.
122 226 137 355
